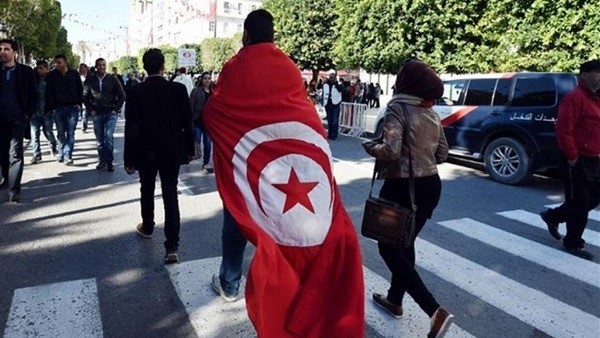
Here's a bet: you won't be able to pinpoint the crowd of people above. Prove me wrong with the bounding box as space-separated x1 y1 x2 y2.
1 6 598 338
306 76 383 108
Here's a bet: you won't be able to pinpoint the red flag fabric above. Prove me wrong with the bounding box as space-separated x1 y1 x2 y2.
203 43 365 337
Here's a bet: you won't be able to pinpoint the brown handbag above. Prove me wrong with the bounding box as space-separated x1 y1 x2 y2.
361 104 416 249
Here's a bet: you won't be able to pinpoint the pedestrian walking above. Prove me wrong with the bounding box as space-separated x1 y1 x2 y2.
46 54 83 165
83 58 126 172
322 71 343 140
362 58 454 338
211 208 247 302
189 71 213 172
539 59 600 260
172 67 194 96
373 83 382 108
124 48 194 264
78 63 89 132
0 39 36 203
29 60 58 164
203 9 364 337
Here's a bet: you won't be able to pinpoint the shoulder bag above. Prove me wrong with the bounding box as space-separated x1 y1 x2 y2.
360 103 416 249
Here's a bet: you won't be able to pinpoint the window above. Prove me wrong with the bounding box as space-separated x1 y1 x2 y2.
251 5 257 11
238 3 243 14
224 1 230 13
223 22 228 32
209 21 215 31
511 77 556 106
440 80 467 106
464 79 496 106
493 79 512 106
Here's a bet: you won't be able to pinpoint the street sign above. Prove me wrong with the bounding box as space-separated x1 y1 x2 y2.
178 48 196 67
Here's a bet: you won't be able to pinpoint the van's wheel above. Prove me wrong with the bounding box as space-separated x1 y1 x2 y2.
484 137 533 185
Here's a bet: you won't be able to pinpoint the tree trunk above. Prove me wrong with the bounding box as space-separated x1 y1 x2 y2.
312 68 319 83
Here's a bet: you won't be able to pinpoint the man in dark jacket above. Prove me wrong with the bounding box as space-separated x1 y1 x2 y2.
29 60 58 164
124 48 194 264
540 60 600 260
0 39 36 203
46 54 83 165
83 58 126 172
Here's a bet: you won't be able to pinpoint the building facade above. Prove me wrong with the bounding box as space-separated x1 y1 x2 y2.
129 0 262 54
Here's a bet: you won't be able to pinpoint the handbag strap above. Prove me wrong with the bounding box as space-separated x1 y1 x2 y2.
368 103 416 212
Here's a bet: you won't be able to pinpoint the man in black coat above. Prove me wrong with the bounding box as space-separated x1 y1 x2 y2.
83 58 126 172
124 48 194 264
0 39 36 203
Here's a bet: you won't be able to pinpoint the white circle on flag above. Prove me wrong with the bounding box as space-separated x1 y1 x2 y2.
259 154 332 246
232 121 334 247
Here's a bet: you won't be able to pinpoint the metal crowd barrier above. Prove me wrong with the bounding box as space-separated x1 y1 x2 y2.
339 102 368 137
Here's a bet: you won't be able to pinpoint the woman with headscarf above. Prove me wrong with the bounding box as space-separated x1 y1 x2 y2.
362 58 453 338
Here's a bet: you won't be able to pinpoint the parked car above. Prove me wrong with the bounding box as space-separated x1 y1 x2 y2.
374 72 578 185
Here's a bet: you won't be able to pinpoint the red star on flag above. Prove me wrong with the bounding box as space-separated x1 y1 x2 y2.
273 168 319 214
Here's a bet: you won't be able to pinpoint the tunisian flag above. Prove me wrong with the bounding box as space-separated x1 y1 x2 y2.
203 43 365 337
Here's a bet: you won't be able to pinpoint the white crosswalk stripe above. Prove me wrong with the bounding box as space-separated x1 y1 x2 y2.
498 209 600 247
413 237 600 338
545 204 600 222
4 279 103 338
363 266 474 338
165 257 254 337
4 208 599 337
438 218 600 288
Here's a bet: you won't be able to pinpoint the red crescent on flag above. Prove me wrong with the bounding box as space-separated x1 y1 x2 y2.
245 139 335 215
232 122 334 246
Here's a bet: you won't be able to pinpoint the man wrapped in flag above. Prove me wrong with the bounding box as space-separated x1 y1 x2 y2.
203 9 365 338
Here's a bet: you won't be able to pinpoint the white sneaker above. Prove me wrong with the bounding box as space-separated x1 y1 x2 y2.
211 274 240 302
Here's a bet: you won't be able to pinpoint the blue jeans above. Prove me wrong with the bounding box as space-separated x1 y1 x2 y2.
325 103 340 140
219 208 248 296
30 114 57 158
194 125 212 166
81 108 89 132
93 113 118 163
53 106 79 159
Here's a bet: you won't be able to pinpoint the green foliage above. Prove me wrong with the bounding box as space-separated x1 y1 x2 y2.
0 0 63 61
55 26 79 68
179 43 202 73
158 44 178 73
200 37 237 73
112 56 138 75
335 0 600 74
264 0 338 80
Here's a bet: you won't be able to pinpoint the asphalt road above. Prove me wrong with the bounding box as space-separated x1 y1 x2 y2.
1 117 598 338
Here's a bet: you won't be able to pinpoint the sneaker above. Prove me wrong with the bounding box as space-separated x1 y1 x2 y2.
96 161 106 170
540 210 561 240
372 293 403 318
29 156 42 164
562 244 594 260
135 223 153 238
212 274 240 302
428 307 454 338
55 155 64 163
50 147 58 156
106 163 114 172
202 164 214 173
164 251 179 264
65 158 74 166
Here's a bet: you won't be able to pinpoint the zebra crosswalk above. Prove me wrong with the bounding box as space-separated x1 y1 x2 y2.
3 208 599 337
